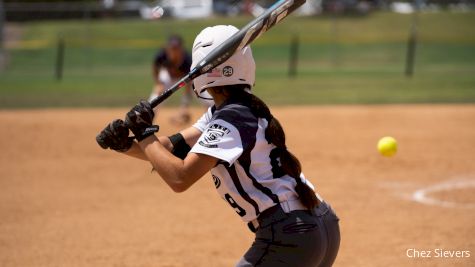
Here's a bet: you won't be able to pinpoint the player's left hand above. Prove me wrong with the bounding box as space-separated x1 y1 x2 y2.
96 119 134 152
125 100 159 141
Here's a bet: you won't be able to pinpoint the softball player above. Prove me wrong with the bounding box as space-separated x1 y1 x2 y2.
98 25 340 267
151 35 212 124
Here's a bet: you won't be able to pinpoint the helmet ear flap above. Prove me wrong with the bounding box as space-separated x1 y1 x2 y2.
192 82 213 101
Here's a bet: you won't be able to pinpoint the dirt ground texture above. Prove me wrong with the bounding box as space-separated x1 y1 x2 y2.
0 105 474 267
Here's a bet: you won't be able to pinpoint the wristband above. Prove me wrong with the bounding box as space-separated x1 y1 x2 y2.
169 133 191 159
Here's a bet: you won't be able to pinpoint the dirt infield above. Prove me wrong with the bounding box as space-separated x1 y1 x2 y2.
0 105 474 267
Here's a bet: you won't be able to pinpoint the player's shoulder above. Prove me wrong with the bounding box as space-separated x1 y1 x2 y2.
184 51 192 61
182 52 193 68
212 102 257 131
214 102 252 119
208 102 259 151
154 49 167 60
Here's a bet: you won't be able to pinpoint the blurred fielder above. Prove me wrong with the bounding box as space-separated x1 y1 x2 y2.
151 35 212 124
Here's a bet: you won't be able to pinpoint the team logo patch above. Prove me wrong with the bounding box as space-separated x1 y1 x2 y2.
223 66 233 77
212 174 221 188
199 123 231 148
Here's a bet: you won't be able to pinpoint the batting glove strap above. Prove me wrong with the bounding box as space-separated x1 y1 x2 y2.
134 125 160 142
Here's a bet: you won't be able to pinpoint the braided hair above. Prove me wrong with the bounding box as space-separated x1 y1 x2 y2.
218 85 319 210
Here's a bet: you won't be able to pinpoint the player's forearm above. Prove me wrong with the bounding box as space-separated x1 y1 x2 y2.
121 142 147 160
152 65 160 82
121 136 172 161
138 136 193 192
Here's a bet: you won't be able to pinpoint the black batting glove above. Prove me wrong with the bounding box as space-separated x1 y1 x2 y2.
125 100 159 141
96 119 134 152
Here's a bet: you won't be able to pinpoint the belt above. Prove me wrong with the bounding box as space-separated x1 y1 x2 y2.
247 199 310 233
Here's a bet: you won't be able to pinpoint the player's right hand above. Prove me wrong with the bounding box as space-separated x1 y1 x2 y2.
96 119 134 152
125 100 159 141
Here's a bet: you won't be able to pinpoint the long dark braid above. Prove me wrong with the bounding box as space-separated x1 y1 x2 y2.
221 85 319 210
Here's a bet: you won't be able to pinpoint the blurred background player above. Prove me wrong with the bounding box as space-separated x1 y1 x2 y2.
150 35 197 125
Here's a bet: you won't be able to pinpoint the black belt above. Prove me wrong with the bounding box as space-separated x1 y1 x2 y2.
247 200 326 233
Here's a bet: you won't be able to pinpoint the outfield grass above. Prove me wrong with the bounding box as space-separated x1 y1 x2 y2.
1 12 474 108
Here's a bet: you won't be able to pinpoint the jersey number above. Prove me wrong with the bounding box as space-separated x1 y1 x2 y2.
225 193 246 217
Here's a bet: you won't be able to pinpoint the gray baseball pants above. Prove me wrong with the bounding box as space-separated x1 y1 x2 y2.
236 201 340 267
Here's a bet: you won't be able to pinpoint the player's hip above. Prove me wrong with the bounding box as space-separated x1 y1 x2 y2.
238 202 340 267
255 201 339 241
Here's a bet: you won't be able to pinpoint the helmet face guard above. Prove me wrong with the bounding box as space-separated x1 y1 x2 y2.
191 25 256 101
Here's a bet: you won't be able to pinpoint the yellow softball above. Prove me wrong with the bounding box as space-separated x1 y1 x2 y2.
377 136 398 157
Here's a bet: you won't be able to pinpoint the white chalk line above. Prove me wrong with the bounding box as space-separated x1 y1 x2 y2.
410 179 475 209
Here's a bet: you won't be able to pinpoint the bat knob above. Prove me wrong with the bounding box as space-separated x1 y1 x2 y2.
96 133 109 149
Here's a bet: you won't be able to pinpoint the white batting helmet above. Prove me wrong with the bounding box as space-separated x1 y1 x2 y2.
191 25 256 100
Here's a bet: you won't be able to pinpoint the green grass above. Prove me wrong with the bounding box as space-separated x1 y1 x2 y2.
1 11 474 108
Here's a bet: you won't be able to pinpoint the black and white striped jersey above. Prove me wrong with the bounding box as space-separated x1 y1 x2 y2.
190 101 317 223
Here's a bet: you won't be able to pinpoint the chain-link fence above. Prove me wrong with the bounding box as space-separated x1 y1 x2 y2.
1 1 474 107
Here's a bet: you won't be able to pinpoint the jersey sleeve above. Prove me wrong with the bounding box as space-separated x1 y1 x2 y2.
192 106 214 132
190 119 243 165
180 52 192 73
153 49 167 68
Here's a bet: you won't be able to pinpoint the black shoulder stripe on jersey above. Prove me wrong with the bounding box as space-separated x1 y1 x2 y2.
213 104 256 151
226 164 260 216
215 104 280 204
